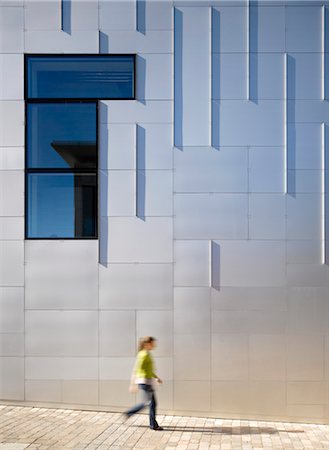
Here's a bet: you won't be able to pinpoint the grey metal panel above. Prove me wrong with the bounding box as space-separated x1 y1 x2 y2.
99 0 136 30
218 240 286 287
0 147 24 170
0 333 24 356
287 123 322 170
287 194 322 240
249 5 285 53
219 101 284 147
287 335 324 381
0 6 23 30
0 287 23 333
287 240 322 264
24 1 60 30
249 147 284 193
24 31 99 53
174 240 210 287
0 55 23 100
137 124 173 170
99 357 135 380
211 287 287 312
249 335 286 381
0 171 24 216
287 100 329 124
136 54 173 101
101 31 173 54
211 381 249 414
102 100 172 124
287 170 322 193
211 334 248 381
25 357 63 380
25 311 98 357
25 241 98 310
138 170 173 217
249 194 286 240
100 123 135 171
287 53 322 100
0 357 24 400
143 1 173 30
212 309 286 334
174 147 248 193
0 102 24 146
249 53 284 100
174 334 211 380
25 380 62 403
212 6 247 53
0 30 23 53
68 0 99 30
62 381 98 405
174 193 248 239
0 241 24 287
0 217 23 240
213 53 247 100
100 381 134 407
174 287 211 334
174 381 211 411
101 170 135 217
287 264 329 287
99 263 172 310
106 217 173 263
286 5 322 52
136 310 173 357
99 311 136 356
61 358 98 380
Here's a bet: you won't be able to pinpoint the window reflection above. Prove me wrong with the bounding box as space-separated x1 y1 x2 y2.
27 174 97 238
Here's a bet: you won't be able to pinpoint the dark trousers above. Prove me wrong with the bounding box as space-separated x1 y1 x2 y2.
126 384 158 429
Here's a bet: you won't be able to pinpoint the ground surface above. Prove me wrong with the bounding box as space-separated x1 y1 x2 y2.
0 405 329 449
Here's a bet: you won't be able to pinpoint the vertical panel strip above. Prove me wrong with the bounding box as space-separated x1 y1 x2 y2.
322 122 326 264
247 0 250 100
135 123 138 217
209 6 212 146
209 240 213 287
284 53 288 194
323 5 326 101
61 0 64 31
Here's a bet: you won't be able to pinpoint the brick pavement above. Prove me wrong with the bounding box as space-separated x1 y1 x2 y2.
0 405 329 449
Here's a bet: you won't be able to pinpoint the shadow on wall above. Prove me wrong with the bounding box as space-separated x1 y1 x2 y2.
136 125 146 221
99 102 109 267
211 8 220 149
99 32 109 53
62 0 71 35
287 55 296 197
249 1 259 104
137 0 146 34
174 8 183 149
136 55 146 105
211 241 220 291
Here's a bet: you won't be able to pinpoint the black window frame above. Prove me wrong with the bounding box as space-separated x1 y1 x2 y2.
24 53 136 240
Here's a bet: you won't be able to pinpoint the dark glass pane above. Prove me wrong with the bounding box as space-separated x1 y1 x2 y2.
27 56 134 99
27 173 97 238
27 103 96 169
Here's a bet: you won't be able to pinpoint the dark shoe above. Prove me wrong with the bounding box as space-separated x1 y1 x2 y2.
151 425 163 430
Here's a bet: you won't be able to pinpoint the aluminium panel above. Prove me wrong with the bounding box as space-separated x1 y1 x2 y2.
287 100 329 124
287 194 322 240
0 357 24 400
247 382 286 417
287 334 325 381
154 357 173 381
287 123 322 170
25 380 62 403
136 54 172 101
287 240 322 264
211 381 249 414
287 170 322 194
99 311 136 357
102 31 172 54
249 5 285 53
25 357 62 380
0 241 24 287
211 334 248 381
219 101 284 147
286 6 322 53
249 194 286 240
101 170 135 217
0 102 24 147
142 1 173 30
287 53 322 100
99 263 172 310
100 381 134 407
0 216 23 245
174 193 248 239
137 124 173 170
174 381 211 411
62 358 98 380
106 217 173 263
137 170 173 217
249 53 284 101
99 1 136 31
0 333 24 357
136 310 173 357
0 287 23 333
217 240 286 287
99 357 135 380
25 241 98 310
0 148 24 170
0 6 23 30
287 382 325 406
174 240 210 287
249 147 284 193
24 31 99 53
174 287 211 335
174 146 248 193
211 6 247 53
62 381 98 405
212 53 247 101
0 171 24 216
102 100 172 124
100 124 135 171
25 311 99 357
68 0 99 30
0 55 23 100
249 335 286 381
287 264 329 287
24 1 60 30
174 334 211 381
0 31 23 53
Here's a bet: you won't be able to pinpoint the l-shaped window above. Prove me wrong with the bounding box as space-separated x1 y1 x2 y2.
25 54 135 239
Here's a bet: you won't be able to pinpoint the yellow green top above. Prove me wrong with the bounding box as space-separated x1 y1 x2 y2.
135 349 156 380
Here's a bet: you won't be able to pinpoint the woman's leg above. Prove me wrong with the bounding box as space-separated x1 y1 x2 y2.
125 384 152 417
149 389 157 429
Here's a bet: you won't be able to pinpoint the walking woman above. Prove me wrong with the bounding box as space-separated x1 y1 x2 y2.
125 336 163 431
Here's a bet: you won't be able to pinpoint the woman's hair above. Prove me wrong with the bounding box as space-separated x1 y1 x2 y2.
138 336 156 352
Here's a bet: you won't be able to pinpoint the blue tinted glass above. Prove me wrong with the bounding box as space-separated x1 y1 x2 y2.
27 103 96 169
27 173 97 238
27 56 134 99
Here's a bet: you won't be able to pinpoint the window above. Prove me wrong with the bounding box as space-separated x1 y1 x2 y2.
25 54 135 239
